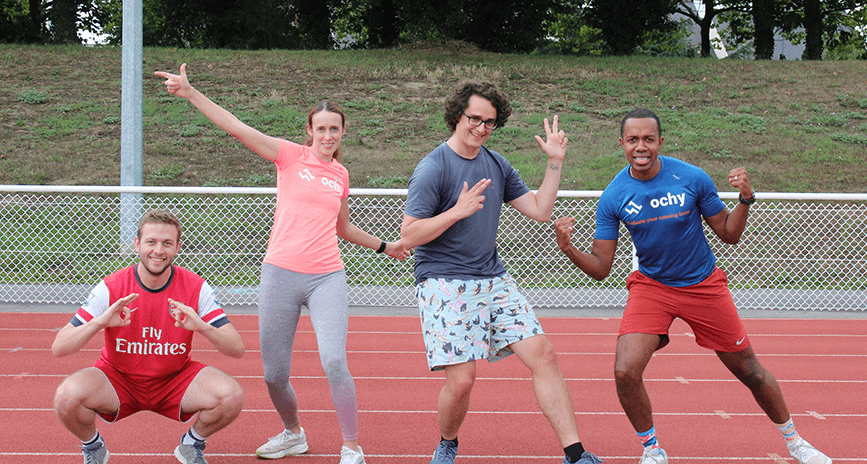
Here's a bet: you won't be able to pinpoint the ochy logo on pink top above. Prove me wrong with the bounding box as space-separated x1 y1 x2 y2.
298 168 344 196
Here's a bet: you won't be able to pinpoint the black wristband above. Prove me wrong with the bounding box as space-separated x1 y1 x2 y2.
738 191 756 205
376 240 386 253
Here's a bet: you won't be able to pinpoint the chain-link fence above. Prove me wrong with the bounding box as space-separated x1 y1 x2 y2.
1 186 865 311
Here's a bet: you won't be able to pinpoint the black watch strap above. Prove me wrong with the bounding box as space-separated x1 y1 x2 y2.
738 191 756 205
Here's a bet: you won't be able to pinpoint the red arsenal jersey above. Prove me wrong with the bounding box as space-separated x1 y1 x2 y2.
72 265 229 378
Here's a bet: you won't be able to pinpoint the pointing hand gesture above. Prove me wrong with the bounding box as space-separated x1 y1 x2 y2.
154 63 193 99
452 178 492 220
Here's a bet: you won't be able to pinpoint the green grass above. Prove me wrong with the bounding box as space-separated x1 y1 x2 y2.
1 44 866 191
1 44 866 291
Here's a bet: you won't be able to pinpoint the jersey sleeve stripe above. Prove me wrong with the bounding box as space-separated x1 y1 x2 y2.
71 309 93 326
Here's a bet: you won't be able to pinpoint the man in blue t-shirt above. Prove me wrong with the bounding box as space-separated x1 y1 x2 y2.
554 108 831 464
401 80 602 464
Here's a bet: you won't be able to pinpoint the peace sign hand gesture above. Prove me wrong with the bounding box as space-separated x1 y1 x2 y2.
534 114 568 163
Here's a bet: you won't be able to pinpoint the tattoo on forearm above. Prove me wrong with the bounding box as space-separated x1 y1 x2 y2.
549 164 560 171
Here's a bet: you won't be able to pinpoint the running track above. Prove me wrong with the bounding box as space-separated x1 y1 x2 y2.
1 311 864 463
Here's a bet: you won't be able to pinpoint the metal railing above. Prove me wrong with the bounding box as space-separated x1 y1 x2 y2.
1 186 865 311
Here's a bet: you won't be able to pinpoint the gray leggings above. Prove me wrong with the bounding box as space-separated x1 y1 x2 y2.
258 263 358 442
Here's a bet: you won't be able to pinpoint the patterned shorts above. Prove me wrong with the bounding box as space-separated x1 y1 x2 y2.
416 274 543 371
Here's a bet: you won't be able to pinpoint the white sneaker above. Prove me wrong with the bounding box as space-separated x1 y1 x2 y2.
640 447 668 464
255 427 309 459
340 445 365 464
788 438 832 464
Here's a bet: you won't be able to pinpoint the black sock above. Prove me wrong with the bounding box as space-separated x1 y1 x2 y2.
564 442 585 463
440 436 458 447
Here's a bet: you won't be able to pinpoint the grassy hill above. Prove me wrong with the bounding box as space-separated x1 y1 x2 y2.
2 44 866 193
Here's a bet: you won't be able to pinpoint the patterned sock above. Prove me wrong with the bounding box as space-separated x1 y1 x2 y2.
638 426 660 450
564 442 586 463
182 426 207 446
775 418 801 446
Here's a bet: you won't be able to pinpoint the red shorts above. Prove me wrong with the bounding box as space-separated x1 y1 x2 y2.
93 358 207 423
619 267 749 353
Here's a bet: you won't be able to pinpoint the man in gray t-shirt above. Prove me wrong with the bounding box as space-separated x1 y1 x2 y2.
400 80 602 464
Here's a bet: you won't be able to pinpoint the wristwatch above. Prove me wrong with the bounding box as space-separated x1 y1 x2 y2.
738 191 756 205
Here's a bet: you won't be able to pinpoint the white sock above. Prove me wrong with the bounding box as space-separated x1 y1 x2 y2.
182 427 207 445
82 431 102 446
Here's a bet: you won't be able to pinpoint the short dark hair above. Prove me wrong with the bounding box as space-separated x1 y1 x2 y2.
444 80 511 132
137 209 182 241
620 108 662 137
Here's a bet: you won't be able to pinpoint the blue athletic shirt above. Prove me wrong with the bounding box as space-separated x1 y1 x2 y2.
405 142 530 282
595 156 726 287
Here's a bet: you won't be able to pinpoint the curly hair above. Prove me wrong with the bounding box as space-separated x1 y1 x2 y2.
620 108 662 137
137 209 182 241
443 80 511 132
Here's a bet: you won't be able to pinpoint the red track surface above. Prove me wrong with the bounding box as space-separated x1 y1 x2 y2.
1 312 864 463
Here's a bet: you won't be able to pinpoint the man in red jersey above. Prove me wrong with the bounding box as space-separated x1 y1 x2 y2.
52 209 245 464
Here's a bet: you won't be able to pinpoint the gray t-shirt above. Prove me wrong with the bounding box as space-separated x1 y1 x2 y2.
404 142 530 282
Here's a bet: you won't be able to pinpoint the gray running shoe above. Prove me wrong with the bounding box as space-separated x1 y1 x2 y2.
174 441 208 464
81 440 109 464
430 440 457 464
563 451 605 463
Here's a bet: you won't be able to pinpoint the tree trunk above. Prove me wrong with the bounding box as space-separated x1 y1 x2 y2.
803 0 823 59
697 0 713 58
752 0 775 59
49 0 80 44
28 0 45 42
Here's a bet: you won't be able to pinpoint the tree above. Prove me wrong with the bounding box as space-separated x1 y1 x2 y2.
98 0 302 49
720 0 867 60
462 0 554 53
360 0 399 48
753 0 776 58
716 1 780 58
675 0 745 57
779 0 867 59
586 0 679 55
339 0 554 53
543 0 604 56
49 0 80 43
0 0 106 44
0 0 31 43
824 3 867 58
295 0 332 49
